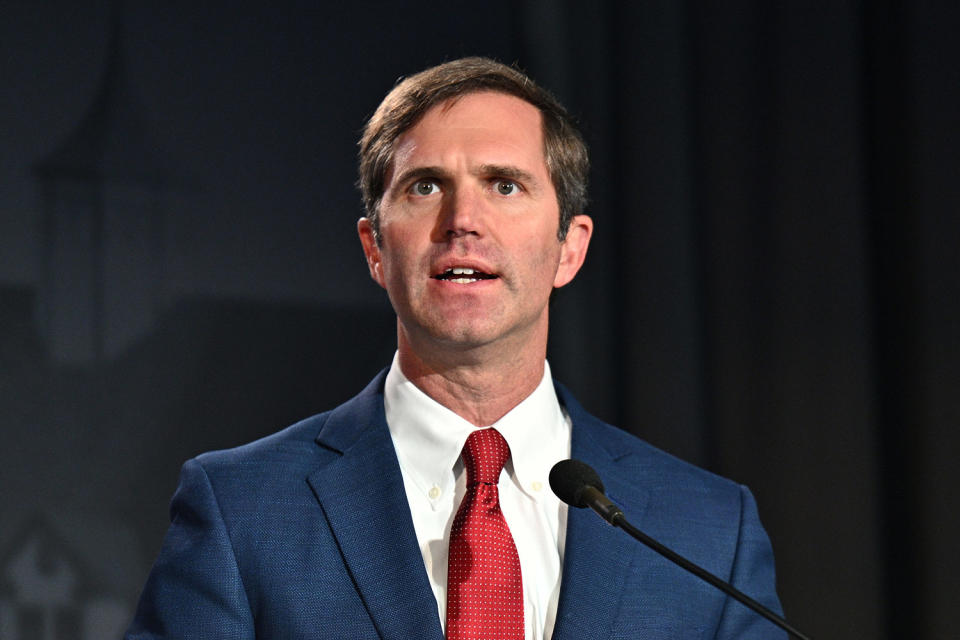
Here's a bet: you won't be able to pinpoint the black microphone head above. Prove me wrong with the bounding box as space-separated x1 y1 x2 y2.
549 459 606 508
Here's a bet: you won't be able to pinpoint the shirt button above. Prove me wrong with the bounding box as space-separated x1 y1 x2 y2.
532 481 543 492
428 486 441 499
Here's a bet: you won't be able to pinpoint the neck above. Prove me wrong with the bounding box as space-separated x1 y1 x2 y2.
396 325 548 427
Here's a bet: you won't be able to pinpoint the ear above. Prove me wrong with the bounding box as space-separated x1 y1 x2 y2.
553 214 593 288
357 217 386 288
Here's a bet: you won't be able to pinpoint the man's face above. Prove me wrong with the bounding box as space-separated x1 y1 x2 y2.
358 91 591 357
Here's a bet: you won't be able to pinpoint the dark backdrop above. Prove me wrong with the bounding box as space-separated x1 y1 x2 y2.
1 1 956 638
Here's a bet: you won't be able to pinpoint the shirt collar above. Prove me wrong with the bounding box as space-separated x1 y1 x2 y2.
384 352 570 504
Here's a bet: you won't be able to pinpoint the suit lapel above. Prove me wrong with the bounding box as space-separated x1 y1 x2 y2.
304 375 652 639
307 375 444 640
550 386 650 640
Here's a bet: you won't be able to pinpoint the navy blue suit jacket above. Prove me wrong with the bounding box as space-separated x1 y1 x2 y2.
127 372 785 639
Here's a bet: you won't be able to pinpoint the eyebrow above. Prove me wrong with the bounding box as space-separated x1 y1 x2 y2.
477 164 540 188
391 166 451 190
390 164 542 192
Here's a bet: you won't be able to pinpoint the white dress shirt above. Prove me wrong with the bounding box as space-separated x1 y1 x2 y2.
384 353 571 640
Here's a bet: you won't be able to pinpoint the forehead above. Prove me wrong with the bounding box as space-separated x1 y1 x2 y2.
389 92 547 176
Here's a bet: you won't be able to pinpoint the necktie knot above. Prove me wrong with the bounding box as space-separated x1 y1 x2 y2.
461 428 510 487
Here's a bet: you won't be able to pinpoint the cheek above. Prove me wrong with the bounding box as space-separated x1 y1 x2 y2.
380 244 422 294
381 214 429 257
526 234 563 272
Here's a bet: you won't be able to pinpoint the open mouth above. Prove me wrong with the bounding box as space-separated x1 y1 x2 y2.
432 267 499 284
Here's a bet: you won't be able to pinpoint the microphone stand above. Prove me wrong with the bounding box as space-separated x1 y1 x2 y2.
552 460 813 640
609 510 811 640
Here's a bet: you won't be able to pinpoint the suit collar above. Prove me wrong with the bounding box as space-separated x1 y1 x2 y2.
308 370 444 640
313 371 387 454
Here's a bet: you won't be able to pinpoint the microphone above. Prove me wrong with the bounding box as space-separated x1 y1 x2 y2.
549 459 811 640
549 459 625 524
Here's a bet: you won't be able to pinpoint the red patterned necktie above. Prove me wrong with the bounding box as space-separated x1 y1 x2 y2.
446 428 524 640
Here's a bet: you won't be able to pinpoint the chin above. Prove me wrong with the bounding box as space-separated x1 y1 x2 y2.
429 326 497 349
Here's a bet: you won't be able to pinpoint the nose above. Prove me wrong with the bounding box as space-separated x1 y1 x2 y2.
436 185 485 240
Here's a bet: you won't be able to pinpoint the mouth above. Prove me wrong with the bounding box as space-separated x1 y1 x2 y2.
432 267 499 284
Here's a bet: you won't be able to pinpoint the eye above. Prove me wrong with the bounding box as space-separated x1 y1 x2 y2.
494 179 520 196
412 180 440 196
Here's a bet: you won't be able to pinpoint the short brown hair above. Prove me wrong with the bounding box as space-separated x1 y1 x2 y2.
358 57 589 242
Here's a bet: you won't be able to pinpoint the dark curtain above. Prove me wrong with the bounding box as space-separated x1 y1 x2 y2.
542 1 959 637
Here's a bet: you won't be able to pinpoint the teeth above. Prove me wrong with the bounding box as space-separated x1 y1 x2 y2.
435 266 494 283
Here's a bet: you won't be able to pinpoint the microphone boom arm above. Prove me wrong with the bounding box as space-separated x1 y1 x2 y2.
550 458 811 639
583 488 811 640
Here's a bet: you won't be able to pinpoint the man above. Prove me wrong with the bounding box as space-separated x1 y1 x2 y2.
127 57 785 639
